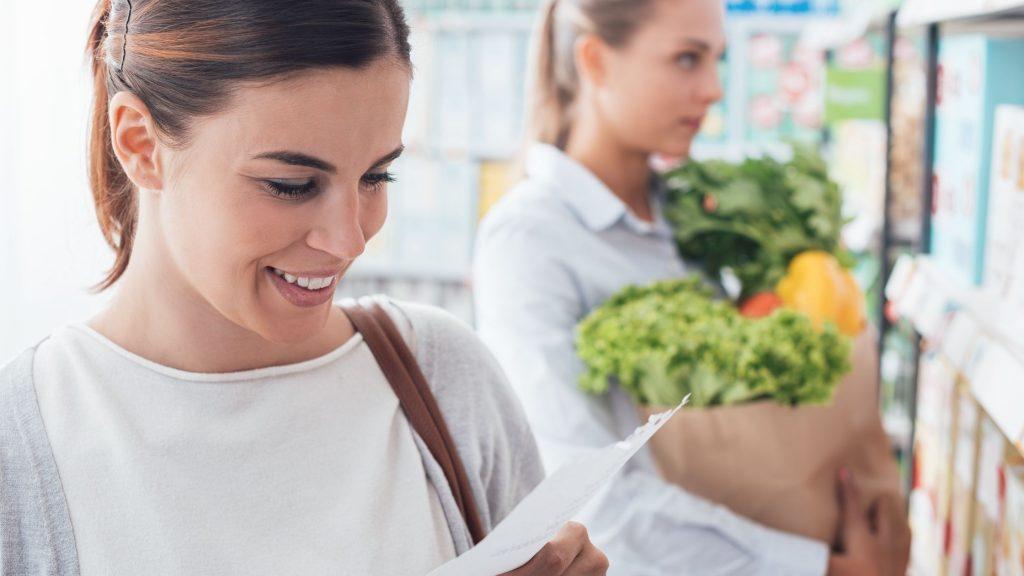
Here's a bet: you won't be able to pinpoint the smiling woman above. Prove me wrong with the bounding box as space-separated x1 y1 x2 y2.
0 1 608 575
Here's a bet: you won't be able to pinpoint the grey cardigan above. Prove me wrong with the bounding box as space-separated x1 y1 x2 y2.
0 299 545 575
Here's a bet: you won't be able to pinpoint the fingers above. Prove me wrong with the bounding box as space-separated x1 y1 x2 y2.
871 495 912 576
836 468 869 554
510 522 589 576
565 539 610 575
872 496 894 540
873 494 912 548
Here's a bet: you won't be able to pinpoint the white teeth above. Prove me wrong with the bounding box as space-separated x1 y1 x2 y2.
272 268 336 291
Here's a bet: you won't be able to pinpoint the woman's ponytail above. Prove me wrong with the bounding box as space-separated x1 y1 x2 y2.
524 0 656 151
87 0 136 291
526 0 575 149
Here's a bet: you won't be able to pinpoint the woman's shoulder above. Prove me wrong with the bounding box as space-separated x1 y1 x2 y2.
0 344 77 575
363 296 508 397
357 296 532 436
356 296 544 523
0 344 41 408
478 179 577 241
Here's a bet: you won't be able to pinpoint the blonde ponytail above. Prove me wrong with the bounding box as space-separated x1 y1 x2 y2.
524 0 657 150
527 0 576 149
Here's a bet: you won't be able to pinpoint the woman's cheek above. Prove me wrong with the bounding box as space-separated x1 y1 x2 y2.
362 191 389 242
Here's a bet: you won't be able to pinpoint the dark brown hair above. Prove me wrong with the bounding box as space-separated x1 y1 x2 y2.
527 0 656 149
86 0 411 289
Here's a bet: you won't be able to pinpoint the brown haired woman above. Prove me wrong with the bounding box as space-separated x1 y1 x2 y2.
474 0 911 574
0 1 608 574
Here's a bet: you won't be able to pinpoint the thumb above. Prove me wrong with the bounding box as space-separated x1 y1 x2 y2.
837 468 869 554
874 494 912 557
873 495 896 540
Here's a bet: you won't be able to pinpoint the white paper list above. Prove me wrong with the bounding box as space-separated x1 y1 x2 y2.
428 397 688 576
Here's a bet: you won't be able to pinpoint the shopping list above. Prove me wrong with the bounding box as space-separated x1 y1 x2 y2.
427 396 689 576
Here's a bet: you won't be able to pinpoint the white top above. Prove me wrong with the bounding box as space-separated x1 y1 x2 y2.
32 313 456 576
474 143 830 576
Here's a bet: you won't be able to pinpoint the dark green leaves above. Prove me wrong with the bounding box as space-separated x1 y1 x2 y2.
664 146 847 300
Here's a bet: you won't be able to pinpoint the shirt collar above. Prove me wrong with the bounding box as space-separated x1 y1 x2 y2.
525 143 628 232
525 143 674 239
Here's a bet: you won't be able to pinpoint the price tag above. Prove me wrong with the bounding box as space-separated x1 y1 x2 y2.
916 289 954 340
886 255 917 301
895 267 929 321
970 342 1024 449
941 312 981 370
976 419 1007 519
953 388 979 484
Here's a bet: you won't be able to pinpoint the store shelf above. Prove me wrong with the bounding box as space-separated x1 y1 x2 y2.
889 219 921 247
898 0 1024 28
800 2 894 50
346 260 470 284
886 254 1024 458
883 408 914 449
409 11 536 32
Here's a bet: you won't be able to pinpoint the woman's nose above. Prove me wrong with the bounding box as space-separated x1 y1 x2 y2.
304 188 367 260
703 66 725 105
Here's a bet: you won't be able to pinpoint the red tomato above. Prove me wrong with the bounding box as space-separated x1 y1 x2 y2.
739 292 784 319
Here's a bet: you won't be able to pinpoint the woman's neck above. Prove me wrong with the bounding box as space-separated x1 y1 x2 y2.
563 116 654 223
89 232 352 374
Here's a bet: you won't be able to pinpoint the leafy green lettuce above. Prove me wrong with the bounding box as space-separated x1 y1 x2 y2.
664 146 851 300
576 278 851 408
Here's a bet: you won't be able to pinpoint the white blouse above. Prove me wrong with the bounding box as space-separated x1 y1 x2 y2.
32 315 456 576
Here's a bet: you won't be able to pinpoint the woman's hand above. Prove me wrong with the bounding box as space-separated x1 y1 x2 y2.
827 469 911 576
500 522 609 576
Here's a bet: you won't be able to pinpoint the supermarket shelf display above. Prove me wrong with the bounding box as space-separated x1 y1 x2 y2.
888 255 1024 575
877 4 1024 573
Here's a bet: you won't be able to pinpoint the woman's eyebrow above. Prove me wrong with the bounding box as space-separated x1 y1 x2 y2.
370 145 405 170
679 38 711 52
250 145 404 173
677 38 727 58
251 151 337 173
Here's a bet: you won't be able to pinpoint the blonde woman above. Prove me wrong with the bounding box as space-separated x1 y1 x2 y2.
474 0 910 574
0 1 609 574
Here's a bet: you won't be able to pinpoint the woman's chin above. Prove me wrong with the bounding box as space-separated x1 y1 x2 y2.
252 303 334 345
651 147 692 169
655 137 695 162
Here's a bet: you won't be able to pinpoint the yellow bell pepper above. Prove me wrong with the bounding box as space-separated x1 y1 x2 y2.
775 251 866 336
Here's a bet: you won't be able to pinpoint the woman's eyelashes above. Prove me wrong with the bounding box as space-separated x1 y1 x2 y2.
262 178 318 199
675 50 726 71
260 172 395 200
361 171 396 192
676 52 702 69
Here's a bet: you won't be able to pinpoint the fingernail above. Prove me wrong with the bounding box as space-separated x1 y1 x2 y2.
839 467 850 483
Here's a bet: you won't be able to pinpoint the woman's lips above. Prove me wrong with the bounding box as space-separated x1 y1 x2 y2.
681 116 706 131
266 267 337 308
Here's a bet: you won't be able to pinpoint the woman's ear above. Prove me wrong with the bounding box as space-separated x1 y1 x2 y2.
575 33 609 89
108 91 164 192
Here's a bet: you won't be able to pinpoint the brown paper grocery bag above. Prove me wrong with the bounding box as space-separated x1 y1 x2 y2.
638 329 901 546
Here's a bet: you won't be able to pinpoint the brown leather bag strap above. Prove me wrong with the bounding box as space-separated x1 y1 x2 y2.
340 301 486 545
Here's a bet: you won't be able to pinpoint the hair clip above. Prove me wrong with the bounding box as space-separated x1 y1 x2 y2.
120 0 133 71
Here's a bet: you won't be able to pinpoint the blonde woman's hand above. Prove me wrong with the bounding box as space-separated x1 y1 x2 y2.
500 522 609 576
